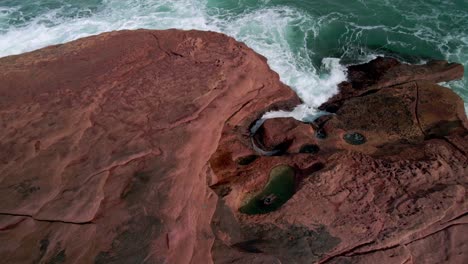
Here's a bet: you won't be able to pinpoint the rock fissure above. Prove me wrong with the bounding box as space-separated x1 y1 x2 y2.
150 33 173 58
414 81 426 136
319 240 377 264
0 212 94 225
442 137 468 157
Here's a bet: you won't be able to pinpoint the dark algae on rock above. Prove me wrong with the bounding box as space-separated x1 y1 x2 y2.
236 154 259 166
236 224 341 263
343 132 366 145
299 144 320 154
239 165 296 215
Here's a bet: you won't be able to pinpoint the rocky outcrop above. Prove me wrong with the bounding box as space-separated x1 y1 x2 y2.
0 29 299 263
210 58 467 263
319 57 464 112
0 29 466 264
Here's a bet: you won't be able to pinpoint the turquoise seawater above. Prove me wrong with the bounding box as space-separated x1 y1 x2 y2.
0 0 467 115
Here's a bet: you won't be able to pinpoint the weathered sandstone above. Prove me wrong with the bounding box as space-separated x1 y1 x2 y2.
0 30 466 264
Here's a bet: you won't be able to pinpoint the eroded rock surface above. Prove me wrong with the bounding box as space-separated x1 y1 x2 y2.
0 30 466 264
320 57 464 113
210 57 467 263
0 29 299 264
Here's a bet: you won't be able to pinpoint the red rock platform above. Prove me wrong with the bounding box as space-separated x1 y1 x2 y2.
0 30 466 264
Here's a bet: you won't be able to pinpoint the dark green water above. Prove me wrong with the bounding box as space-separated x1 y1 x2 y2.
1 0 466 112
239 165 296 215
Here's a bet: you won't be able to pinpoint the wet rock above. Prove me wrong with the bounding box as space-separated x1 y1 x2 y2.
343 132 366 145
320 56 464 112
209 57 467 264
315 128 327 139
235 155 258 166
315 80 467 156
252 117 315 154
239 165 296 215
299 144 320 154
416 81 468 136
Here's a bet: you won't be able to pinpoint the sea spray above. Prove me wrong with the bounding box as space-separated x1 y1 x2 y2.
0 0 466 113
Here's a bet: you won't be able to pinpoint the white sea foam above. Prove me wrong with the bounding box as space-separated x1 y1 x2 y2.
260 57 346 121
214 7 347 119
0 0 347 121
0 0 465 114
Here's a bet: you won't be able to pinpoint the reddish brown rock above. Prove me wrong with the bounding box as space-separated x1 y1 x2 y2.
417 81 468 136
208 58 467 263
329 223 468 264
210 135 467 263
0 30 467 264
315 80 468 156
346 57 463 90
320 57 464 112
252 118 316 153
0 29 299 263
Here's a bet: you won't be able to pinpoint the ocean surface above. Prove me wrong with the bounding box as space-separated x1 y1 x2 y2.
1 0 467 117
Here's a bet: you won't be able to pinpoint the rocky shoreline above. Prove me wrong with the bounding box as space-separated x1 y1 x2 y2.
0 30 466 263
211 56 467 263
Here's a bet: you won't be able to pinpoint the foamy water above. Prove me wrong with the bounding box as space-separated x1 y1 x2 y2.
0 0 467 115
